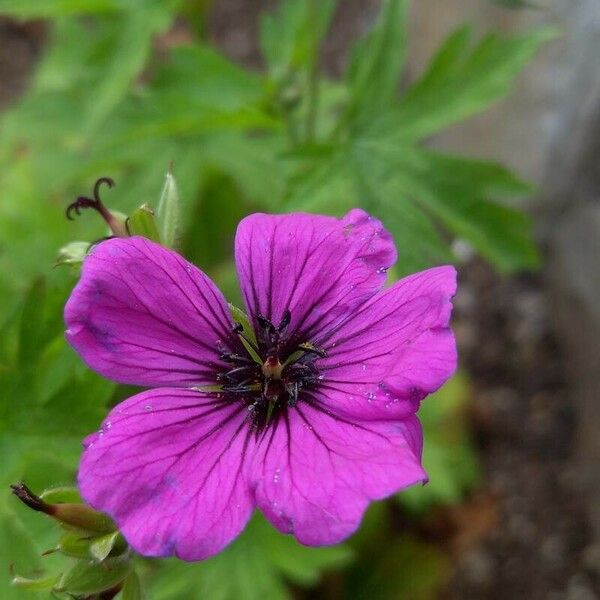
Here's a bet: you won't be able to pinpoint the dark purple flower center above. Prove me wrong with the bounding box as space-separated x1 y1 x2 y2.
217 310 325 432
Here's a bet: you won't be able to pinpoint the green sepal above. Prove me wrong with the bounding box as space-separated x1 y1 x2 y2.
57 532 94 558
157 168 180 249
56 557 130 595
11 573 60 591
54 241 90 268
127 204 161 243
51 503 117 534
40 486 82 504
90 531 126 561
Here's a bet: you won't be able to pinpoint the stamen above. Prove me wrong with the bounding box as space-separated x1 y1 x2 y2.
257 314 276 335
221 383 261 394
297 342 327 358
278 310 291 332
219 352 254 365
219 309 324 428
219 365 256 382
232 324 262 362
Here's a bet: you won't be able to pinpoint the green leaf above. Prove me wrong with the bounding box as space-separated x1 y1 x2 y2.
157 169 181 249
0 512 42 579
11 573 60 591
255 516 352 587
121 570 145 600
57 557 130 595
346 0 409 121
346 126 539 272
0 0 123 18
491 0 536 7
393 150 539 272
80 5 176 136
127 204 161 243
346 536 449 600
147 514 352 600
385 25 556 139
400 373 480 512
260 0 338 80
17 278 46 368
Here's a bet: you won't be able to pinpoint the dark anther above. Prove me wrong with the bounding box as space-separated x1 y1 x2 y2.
232 323 262 355
220 365 256 382
257 314 276 334
220 352 254 364
278 310 291 332
66 177 115 221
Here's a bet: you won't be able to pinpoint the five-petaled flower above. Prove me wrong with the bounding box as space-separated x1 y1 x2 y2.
65 210 457 561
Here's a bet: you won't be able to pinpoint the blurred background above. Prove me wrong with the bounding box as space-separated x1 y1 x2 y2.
0 0 598 598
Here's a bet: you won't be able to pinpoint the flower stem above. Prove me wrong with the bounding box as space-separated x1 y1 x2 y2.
305 0 321 142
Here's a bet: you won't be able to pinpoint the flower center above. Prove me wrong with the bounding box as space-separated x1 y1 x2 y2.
217 311 325 431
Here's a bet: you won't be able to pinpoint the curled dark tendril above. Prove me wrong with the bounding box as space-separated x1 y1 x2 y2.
66 177 115 221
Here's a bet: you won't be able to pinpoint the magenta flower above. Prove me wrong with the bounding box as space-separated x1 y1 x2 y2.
65 210 456 561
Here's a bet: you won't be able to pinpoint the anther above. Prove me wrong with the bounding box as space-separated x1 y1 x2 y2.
219 352 254 364
257 314 276 334
232 324 262 356
278 310 291 332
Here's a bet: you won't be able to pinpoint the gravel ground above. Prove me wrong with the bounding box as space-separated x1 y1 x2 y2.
446 261 599 599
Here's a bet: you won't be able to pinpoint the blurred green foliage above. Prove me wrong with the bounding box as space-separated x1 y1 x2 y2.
0 0 552 597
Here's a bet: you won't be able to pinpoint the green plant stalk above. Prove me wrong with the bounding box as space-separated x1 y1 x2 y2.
305 0 321 142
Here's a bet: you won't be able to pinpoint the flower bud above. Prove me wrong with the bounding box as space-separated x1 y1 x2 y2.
11 482 116 534
55 557 130 596
55 241 90 268
127 204 161 243
157 167 180 249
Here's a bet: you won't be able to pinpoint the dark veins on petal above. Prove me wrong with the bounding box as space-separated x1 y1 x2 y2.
214 310 327 434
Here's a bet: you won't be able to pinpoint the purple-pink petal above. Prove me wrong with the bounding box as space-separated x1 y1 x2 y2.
78 388 256 561
65 237 234 388
234 210 396 338
315 266 457 420
250 409 425 545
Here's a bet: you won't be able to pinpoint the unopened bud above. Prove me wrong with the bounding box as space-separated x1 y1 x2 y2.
11 482 116 534
55 557 129 596
157 166 180 249
126 204 161 243
55 241 90 268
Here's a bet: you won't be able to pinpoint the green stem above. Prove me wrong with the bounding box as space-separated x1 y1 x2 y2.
283 106 300 147
305 0 320 142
